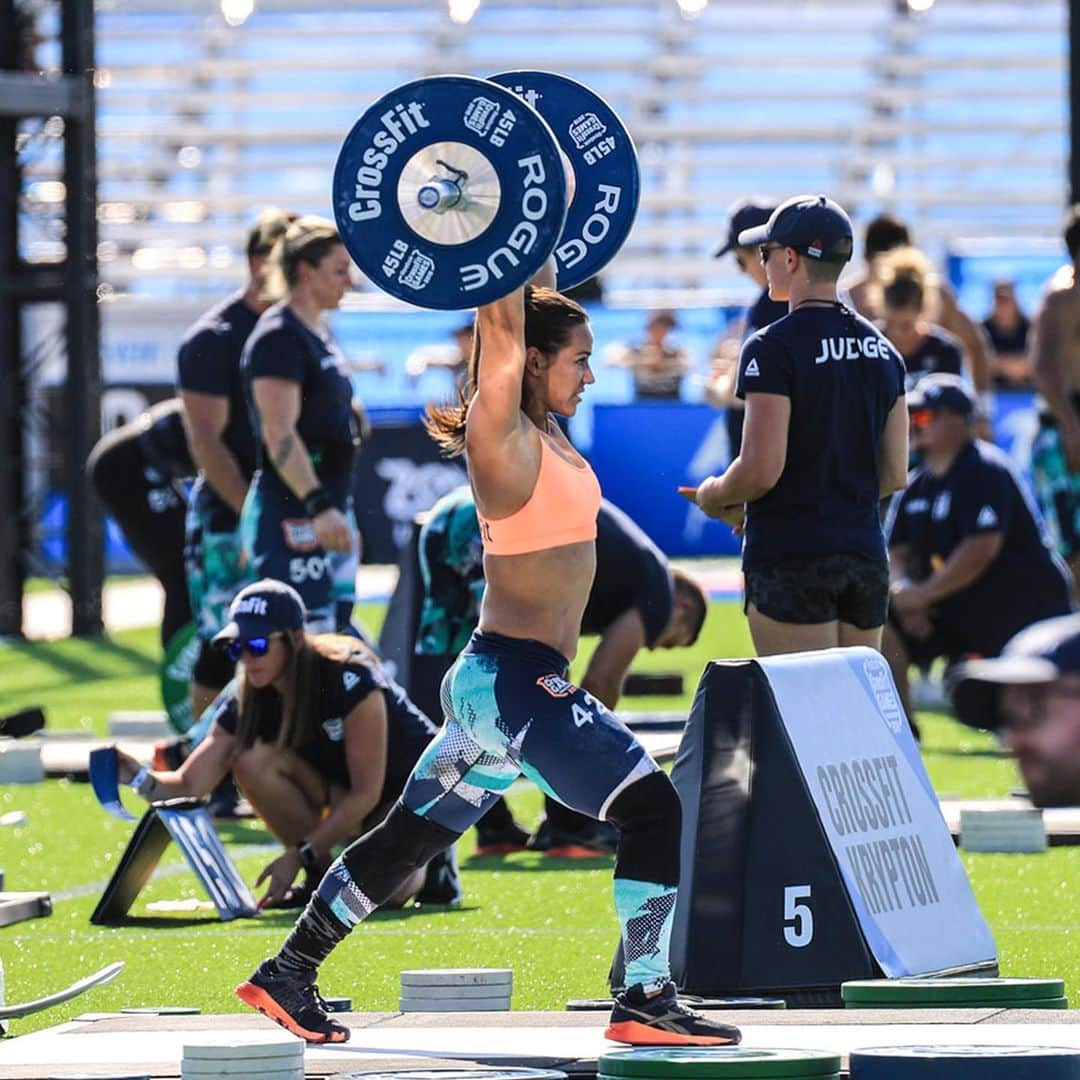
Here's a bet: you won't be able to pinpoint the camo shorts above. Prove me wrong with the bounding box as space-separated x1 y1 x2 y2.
744 553 889 629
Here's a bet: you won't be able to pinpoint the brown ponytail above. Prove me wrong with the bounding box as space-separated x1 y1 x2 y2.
424 287 588 457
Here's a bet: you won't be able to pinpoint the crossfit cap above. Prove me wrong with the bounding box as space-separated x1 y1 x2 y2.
905 372 977 420
714 197 776 258
738 193 854 262
950 613 1080 730
213 578 305 644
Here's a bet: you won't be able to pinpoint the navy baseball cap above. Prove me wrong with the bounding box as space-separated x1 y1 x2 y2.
213 579 305 644
737 193 854 263
714 198 777 258
950 614 1080 730
906 373 977 420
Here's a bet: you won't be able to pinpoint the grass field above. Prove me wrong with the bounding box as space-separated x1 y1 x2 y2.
0 597 1076 1038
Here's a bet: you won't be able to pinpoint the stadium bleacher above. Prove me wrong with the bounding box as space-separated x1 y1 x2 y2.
19 0 1068 312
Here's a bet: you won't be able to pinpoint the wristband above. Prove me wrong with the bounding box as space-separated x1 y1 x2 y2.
302 486 333 519
296 839 320 871
977 390 996 418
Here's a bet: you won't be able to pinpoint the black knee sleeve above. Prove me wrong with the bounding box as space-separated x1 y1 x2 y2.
192 639 235 691
342 801 460 906
606 770 682 887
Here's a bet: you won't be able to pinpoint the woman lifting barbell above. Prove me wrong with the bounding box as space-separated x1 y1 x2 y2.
236 75 737 1049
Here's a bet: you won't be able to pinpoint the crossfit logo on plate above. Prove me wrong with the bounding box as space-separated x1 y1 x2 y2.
463 96 500 137
346 100 431 223
400 250 436 291
536 673 575 697
568 111 606 149
460 155 551 292
863 656 904 734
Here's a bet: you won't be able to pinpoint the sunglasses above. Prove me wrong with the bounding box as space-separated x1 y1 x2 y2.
227 637 272 662
758 243 784 265
909 408 933 427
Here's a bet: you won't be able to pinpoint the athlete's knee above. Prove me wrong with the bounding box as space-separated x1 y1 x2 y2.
342 801 460 905
606 770 681 886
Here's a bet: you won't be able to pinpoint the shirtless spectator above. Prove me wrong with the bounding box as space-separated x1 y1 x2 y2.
846 214 994 415
983 280 1032 388
1030 205 1080 581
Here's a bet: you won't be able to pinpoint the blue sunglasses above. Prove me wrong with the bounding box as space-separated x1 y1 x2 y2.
227 637 271 662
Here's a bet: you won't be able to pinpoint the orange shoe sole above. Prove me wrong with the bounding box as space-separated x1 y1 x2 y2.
474 842 529 855
546 844 612 859
604 1020 739 1046
235 980 350 1044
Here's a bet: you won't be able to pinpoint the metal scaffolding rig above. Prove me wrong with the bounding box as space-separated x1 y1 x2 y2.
1 0 102 636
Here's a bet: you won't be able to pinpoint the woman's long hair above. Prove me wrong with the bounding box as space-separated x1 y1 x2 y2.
424 286 588 457
233 631 382 751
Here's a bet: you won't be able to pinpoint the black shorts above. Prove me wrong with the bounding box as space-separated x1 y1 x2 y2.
744 553 889 629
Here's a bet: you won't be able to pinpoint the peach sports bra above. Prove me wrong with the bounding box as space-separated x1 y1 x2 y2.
477 431 602 556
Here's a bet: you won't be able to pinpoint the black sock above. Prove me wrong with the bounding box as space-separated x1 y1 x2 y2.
275 895 353 974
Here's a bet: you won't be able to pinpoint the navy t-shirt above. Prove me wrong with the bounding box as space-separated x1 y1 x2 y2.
583 500 674 647
887 440 1072 648
243 304 356 491
176 293 260 483
213 652 436 798
726 288 789 457
735 303 906 571
895 325 964 391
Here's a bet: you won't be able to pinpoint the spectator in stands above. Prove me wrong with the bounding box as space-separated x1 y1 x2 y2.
612 310 691 400
180 208 296 721
884 375 1072 724
413 487 708 857
705 198 787 457
951 613 1080 807
405 318 473 390
983 279 1032 388
685 195 909 657
846 213 995 417
241 216 361 635
877 247 965 391
114 579 457 909
86 398 194 648
1030 209 1080 581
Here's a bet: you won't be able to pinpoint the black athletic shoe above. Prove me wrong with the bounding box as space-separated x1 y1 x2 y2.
413 847 463 906
542 821 618 858
236 959 350 1044
605 981 742 1046
474 821 531 855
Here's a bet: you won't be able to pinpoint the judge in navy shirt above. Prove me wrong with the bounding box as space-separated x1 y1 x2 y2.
179 208 296 718
885 374 1073 721
686 194 910 656
241 217 361 632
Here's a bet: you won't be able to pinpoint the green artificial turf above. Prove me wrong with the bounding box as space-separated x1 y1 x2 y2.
0 597 1076 1038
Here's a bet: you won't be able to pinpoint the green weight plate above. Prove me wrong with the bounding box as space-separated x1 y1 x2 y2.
842 977 1065 1004
848 995 1069 1010
159 620 199 734
598 1048 842 1078
849 1044 1080 1079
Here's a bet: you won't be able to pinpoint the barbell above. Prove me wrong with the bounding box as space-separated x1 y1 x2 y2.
331 70 640 309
